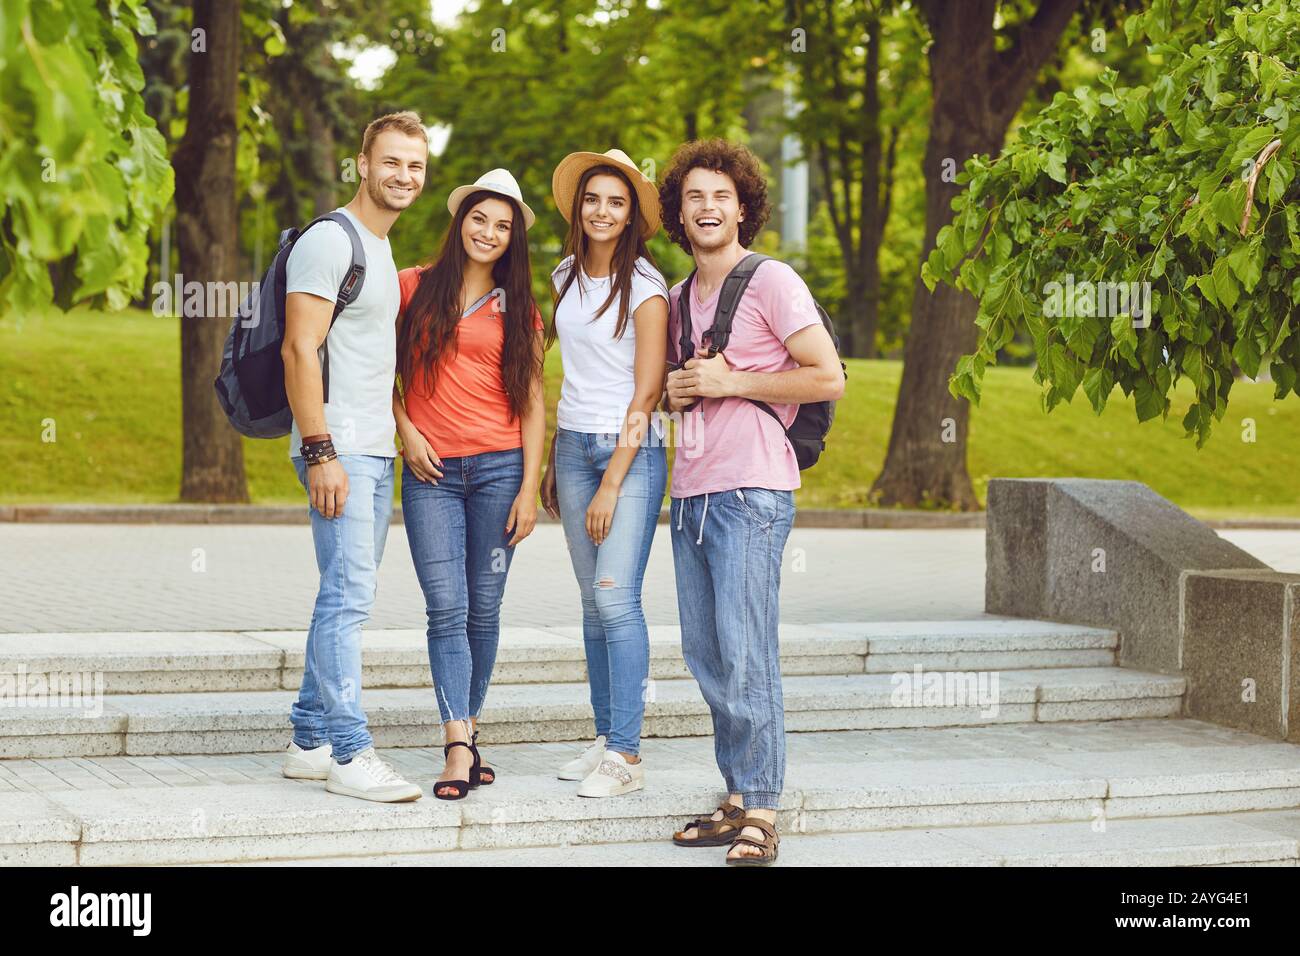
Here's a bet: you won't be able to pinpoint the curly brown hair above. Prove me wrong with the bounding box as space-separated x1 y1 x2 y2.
658 139 771 253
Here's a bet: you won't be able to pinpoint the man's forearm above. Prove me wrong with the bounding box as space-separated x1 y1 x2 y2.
727 365 843 405
283 345 328 439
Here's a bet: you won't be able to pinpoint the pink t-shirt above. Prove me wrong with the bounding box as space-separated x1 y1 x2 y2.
667 258 821 497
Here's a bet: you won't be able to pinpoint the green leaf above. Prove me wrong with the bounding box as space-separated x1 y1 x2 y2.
1182 346 1205 390
1196 273 1219 307
1151 243 1173 279
1123 13 1143 46
1134 376 1165 422
920 260 939 293
1044 150 1068 184
1122 87 1150 131
1233 330 1262 379
1226 240 1263 292
1082 365 1115 413
1210 188 1243 231
1213 257 1240 310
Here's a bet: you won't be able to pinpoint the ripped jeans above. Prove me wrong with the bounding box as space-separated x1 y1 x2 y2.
401 448 524 724
555 427 667 755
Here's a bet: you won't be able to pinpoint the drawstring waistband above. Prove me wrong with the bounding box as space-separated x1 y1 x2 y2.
674 493 712 545
696 492 710 545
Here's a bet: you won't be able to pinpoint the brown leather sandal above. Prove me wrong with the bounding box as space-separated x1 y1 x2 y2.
725 816 780 866
672 802 746 846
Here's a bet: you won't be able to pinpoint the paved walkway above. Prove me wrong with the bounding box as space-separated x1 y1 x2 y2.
3 525 1299 633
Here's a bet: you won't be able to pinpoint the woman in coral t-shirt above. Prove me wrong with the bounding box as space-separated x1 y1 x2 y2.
392 169 545 801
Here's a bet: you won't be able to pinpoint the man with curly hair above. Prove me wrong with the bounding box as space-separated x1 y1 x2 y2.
660 139 844 865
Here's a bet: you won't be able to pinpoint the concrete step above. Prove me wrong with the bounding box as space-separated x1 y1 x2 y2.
5 720 1299 866
0 619 1118 695
0 666 1181 759
208 814 1300 867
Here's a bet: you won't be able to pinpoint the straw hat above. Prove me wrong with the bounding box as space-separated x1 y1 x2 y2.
447 168 536 230
551 148 661 239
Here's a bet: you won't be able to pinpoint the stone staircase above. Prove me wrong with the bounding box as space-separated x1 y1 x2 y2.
5 618 1300 866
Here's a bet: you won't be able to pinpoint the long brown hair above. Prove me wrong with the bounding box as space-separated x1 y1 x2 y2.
398 190 540 419
548 165 658 346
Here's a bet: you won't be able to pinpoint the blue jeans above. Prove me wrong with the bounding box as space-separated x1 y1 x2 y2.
670 486 796 810
401 447 524 723
555 428 667 756
289 454 395 763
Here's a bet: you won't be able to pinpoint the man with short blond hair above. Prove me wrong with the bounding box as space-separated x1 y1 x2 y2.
278 112 429 802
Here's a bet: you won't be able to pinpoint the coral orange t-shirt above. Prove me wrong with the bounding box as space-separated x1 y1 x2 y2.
397 267 542 458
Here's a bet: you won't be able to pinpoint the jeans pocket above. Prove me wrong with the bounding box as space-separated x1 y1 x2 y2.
733 487 776 525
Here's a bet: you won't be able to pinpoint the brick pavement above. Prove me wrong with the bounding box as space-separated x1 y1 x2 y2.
2 524 1298 634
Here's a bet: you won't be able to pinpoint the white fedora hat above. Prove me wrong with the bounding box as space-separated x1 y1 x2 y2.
447 167 536 230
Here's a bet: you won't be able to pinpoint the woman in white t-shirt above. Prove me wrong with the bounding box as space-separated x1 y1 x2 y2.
540 149 669 797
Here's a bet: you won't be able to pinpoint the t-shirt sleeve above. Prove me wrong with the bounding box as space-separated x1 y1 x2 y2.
666 283 685 364
397 267 421 315
550 255 575 299
532 303 544 332
629 261 669 315
284 221 351 302
757 261 822 344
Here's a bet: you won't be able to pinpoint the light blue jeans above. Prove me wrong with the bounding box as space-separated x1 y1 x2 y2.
289 453 395 763
401 447 524 723
555 428 667 756
670 486 796 810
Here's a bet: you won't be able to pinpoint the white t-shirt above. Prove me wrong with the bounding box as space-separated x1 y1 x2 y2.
284 207 400 458
552 255 669 435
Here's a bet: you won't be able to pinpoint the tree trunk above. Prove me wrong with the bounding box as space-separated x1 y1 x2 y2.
853 11 883 360
305 104 338 215
299 3 339 216
871 0 1080 509
842 273 876 360
870 118 999 509
173 0 248 503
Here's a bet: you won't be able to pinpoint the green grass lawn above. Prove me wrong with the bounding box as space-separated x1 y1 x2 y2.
3 307 1299 517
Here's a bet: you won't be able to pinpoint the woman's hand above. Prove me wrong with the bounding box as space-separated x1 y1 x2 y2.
506 488 538 546
540 464 560 520
398 423 443 483
585 482 619 546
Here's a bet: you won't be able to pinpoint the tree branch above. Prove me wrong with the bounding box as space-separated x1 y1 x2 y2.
992 0 1084 128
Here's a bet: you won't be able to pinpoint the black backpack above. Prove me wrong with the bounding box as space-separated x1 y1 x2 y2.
674 253 845 470
214 211 366 438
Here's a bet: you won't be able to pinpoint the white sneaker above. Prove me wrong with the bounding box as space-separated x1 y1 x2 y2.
325 747 423 802
282 741 332 780
576 750 644 797
558 735 608 780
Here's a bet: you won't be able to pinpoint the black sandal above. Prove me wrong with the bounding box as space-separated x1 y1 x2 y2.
470 730 495 786
434 740 475 800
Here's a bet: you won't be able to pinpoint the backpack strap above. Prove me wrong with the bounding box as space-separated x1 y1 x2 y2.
702 253 770 354
299 212 366 404
675 254 783 425
676 269 698 365
704 254 784 432
675 253 771 362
